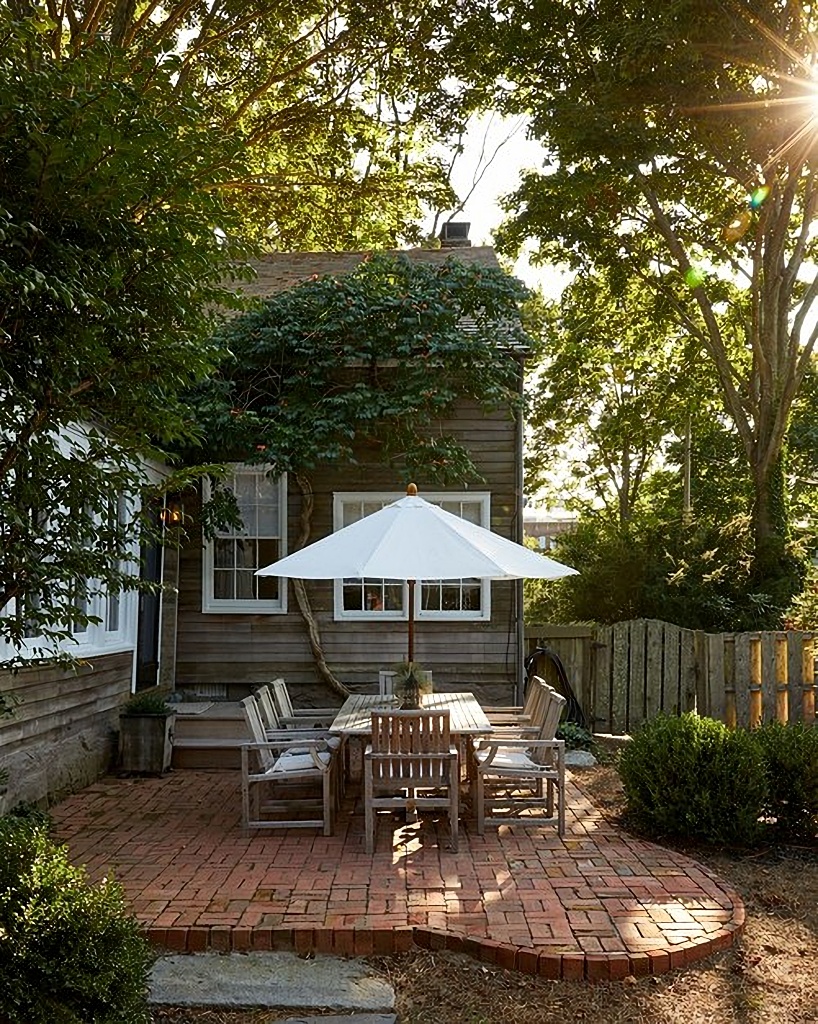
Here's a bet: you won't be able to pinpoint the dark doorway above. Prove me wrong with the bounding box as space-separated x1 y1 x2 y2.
135 507 163 691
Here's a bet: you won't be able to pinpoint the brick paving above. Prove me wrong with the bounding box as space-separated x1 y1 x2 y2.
50 770 744 980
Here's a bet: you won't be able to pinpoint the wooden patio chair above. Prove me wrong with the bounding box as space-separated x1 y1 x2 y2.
269 678 337 729
472 686 567 836
364 709 459 853
483 674 552 729
239 695 339 835
378 670 397 697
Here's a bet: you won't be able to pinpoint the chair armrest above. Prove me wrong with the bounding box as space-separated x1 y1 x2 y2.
483 725 540 738
476 737 564 750
279 714 335 728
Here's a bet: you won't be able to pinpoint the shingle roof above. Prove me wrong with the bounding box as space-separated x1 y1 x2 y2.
239 246 502 300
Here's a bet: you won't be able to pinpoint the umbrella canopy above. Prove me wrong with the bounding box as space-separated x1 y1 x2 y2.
256 484 577 660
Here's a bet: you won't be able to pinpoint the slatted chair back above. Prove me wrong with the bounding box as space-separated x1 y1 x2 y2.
369 710 452 788
240 695 276 770
255 683 284 732
270 679 295 719
530 688 567 765
378 670 396 697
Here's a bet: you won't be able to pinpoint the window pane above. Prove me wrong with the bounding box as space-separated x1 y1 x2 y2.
257 538 280 567
214 570 234 600
235 570 255 599
343 581 363 610
384 583 404 611
442 585 462 611
422 584 441 611
106 592 120 632
235 539 257 569
214 538 233 568
463 582 481 610
257 575 280 601
256 501 280 537
461 502 482 525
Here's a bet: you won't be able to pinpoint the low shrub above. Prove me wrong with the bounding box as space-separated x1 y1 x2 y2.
753 721 818 840
556 721 596 751
618 712 768 846
0 816 153 1023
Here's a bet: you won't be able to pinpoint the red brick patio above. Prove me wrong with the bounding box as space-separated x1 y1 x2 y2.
50 769 745 981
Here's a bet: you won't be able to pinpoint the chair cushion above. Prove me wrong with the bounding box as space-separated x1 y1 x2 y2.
475 747 544 773
273 749 333 773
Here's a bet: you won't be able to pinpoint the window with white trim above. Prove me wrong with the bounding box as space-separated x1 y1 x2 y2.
333 491 491 621
202 467 287 614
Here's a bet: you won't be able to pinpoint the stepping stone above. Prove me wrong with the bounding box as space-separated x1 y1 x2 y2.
149 952 395 1011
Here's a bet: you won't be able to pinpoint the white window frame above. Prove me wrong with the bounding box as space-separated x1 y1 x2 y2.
332 490 491 622
0 493 140 663
202 466 288 615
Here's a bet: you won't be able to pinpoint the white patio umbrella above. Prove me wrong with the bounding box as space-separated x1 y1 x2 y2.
256 483 577 662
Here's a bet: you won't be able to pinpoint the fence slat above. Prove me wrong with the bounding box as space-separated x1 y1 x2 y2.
663 618 679 716
803 635 816 725
705 634 724 720
734 634 751 729
783 630 806 725
628 619 647 732
645 620 664 721
592 625 612 734
759 633 777 724
611 621 630 734
675 630 696 712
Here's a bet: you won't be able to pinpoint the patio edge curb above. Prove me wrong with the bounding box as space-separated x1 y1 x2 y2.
144 906 745 982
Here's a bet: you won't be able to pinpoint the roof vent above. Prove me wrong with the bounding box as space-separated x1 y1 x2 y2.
439 221 471 247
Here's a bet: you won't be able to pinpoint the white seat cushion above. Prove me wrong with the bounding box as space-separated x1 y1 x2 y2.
475 747 544 773
273 749 333 773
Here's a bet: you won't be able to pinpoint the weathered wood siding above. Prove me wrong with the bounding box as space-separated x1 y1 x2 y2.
175 401 522 703
0 652 133 809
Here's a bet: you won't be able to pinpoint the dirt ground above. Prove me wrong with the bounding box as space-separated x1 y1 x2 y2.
151 764 818 1024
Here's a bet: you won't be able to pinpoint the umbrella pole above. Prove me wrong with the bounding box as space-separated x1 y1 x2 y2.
408 579 415 662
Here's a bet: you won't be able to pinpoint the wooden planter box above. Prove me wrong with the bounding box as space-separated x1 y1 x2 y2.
118 711 176 774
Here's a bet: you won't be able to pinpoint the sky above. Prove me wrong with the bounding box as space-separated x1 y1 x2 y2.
426 114 570 300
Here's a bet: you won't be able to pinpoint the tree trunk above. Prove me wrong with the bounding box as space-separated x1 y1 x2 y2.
750 446 803 609
291 474 350 699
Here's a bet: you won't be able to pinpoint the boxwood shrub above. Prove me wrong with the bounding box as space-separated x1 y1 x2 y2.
618 712 768 846
0 815 153 1023
753 721 818 840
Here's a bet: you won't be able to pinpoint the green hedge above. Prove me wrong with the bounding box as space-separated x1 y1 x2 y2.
753 721 818 840
0 816 153 1023
619 713 818 846
618 713 768 846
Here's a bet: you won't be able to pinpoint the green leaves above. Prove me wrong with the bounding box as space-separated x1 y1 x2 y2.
0 19 254 666
186 253 529 483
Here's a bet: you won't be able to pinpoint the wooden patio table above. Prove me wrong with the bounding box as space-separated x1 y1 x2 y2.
329 691 493 786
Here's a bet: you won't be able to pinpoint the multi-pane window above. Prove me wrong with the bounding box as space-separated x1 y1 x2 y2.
203 467 287 613
333 492 491 621
105 493 129 633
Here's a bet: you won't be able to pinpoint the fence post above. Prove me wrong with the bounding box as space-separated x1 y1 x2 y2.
749 635 762 729
723 636 736 729
803 635 816 725
775 633 788 723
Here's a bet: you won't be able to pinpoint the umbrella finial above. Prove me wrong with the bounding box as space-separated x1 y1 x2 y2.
406 482 418 496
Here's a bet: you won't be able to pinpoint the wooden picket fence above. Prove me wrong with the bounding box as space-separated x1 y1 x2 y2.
526 620 817 735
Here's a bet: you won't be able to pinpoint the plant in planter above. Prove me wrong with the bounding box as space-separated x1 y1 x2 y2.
392 661 433 710
118 691 176 774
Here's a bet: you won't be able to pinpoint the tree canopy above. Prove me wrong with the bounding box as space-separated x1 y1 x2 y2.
12 0 485 249
465 0 818 611
0 14 249 670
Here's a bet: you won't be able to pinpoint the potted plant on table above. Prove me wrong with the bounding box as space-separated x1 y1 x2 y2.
392 661 433 710
118 691 176 774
